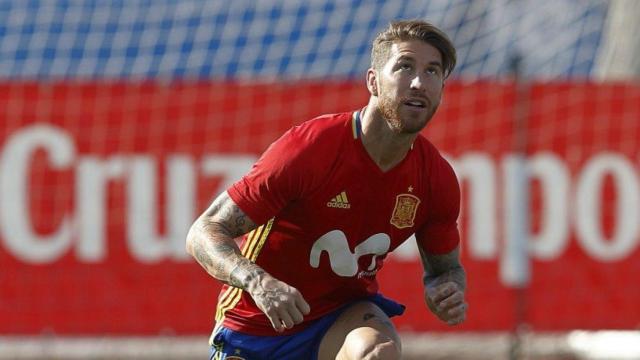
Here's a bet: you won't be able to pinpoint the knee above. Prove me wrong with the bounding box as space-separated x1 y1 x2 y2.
363 341 400 360
343 328 401 360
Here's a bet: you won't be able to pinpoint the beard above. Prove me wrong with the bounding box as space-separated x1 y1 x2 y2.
378 90 438 135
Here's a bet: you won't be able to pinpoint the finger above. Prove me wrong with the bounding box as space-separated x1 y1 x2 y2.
437 291 464 311
266 310 284 332
446 304 467 325
430 283 457 303
446 302 467 318
289 306 304 325
294 292 311 315
278 309 295 329
447 312 466 325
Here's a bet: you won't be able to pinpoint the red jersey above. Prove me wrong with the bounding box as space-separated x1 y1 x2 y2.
218 109 460 336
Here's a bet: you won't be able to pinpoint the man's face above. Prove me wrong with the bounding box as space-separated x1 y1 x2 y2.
374 40 445 134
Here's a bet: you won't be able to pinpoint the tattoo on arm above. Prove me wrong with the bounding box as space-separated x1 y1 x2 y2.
419 246 467 292
229 266 266 290
201 193 256 237
192 240 215 269
186 191 263 290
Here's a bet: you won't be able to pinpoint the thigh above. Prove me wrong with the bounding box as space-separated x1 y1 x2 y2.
317 301 401 360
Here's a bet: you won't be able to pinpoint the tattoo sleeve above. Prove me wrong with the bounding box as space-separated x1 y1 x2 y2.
419 245 467 292
186 191 263 290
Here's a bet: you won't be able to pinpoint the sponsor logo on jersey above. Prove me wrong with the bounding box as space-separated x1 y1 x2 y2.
390 194 420 229
310 230 390 277
327 191 351 208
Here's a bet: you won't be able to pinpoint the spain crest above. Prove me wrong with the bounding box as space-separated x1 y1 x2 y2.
390 194 420 229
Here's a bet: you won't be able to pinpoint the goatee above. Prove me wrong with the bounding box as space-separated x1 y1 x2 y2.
379 100 436 134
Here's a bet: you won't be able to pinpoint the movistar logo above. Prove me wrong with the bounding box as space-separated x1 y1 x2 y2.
327 191 350 209
309 230 391 277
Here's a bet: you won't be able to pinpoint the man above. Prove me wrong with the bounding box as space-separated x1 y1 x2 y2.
187 20 467 360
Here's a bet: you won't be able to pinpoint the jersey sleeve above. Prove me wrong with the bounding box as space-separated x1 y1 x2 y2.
415 155 461 254
227 126 314 225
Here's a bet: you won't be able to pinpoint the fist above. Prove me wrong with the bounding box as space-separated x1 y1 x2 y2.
425 281 467 325
249 274 311 333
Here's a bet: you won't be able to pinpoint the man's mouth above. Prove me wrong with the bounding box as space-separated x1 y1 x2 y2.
403 99 427 108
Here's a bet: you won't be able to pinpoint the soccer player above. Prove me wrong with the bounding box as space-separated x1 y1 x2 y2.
187 19 467 360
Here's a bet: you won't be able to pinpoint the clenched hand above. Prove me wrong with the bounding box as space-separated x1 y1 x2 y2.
248 273 311 332
425 281 467 325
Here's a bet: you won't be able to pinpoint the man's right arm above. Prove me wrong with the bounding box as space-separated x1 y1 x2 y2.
185 191 310 332
185 190 262 288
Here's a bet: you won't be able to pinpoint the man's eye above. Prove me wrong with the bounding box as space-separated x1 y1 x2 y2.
426 67 442 76
400 64 412 70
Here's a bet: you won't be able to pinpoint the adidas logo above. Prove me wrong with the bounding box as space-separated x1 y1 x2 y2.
327 191 351 209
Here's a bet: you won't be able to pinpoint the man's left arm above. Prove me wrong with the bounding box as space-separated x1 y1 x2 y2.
418 244 467 325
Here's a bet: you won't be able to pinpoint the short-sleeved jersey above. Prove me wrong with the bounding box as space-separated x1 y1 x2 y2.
217 109 460 336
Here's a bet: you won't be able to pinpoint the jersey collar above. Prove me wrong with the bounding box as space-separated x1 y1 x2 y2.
351 109 363 139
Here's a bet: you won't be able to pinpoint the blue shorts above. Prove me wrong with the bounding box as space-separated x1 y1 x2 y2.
208 293 405 360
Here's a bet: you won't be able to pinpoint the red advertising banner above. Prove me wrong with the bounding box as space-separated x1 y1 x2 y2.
1 81 639 334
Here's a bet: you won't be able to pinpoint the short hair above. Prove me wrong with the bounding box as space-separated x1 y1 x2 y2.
371 20 457 79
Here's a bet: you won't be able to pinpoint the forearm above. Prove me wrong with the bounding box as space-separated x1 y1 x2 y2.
423 264 467 292
185 191 263 291
186 220 264 290
419 245 467 312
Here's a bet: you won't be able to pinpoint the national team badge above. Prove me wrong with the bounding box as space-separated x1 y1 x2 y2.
390 194 420 229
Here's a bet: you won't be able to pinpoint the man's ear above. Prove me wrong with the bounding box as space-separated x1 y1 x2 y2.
366 68 378 96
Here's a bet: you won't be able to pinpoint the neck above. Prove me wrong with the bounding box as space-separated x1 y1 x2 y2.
359 100 418 172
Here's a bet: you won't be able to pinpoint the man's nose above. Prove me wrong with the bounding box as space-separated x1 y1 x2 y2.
410 75 424 90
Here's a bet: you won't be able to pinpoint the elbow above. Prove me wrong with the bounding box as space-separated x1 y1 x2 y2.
185 222 199 258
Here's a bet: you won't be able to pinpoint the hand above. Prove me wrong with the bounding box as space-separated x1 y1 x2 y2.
425 281 467 326
247 273 311 332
